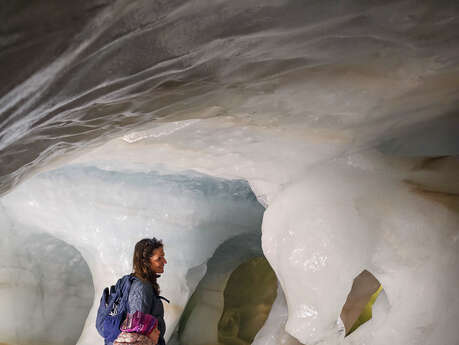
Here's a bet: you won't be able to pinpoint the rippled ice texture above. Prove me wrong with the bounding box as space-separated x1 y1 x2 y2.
1 1 459 345
1 0 459 192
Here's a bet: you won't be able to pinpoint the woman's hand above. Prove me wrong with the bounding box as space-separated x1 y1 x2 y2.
147 327 160 345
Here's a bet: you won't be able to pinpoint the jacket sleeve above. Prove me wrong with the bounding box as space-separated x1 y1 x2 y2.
128 280 154 314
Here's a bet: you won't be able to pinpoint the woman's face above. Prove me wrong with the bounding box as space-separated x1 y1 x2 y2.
149 246 167 274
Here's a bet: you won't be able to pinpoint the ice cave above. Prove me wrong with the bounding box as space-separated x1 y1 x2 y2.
0 1 458 345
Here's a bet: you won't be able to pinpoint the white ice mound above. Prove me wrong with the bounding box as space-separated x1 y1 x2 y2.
262 163 459 345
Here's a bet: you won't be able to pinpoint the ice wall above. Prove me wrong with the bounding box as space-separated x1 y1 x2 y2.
0 211 93 345
3 121 454 345
78 127 459 345
262 162 459 344
0 165 265 344
1 1 459 345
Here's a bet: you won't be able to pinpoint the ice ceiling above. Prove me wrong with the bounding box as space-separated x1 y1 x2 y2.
1 1 459 345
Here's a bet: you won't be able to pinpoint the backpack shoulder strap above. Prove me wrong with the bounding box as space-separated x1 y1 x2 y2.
158 295 170 303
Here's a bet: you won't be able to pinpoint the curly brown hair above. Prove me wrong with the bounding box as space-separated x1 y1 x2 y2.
132 238 163 295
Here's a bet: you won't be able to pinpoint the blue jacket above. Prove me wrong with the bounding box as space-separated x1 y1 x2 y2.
127 277 166 345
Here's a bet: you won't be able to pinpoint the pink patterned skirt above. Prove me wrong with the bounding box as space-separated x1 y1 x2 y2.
113 331 156 345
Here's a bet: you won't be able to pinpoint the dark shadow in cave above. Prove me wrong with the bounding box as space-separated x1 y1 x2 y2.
340 270 382 336
171 231 278 345
218 256 277 345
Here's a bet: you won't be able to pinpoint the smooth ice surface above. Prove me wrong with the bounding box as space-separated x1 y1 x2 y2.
0 211 93 345
262 162 459 344
252 284 302 345
1 1 459 345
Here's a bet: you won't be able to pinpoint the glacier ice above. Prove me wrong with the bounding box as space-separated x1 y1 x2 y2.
178 233 266 345
252 284 303 345
2 133 458 345
1 1 459 345
0 165 265 344
262 161 459 344
0 210 93 345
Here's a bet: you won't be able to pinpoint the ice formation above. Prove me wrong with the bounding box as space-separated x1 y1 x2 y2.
0 166 264 344
0 212 93 345
176 233 268 345
1 1 459 345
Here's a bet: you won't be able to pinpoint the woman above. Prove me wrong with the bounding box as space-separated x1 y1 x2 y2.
128 238 168 345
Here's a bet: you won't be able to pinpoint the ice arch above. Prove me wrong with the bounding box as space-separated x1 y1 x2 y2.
0 214 93 345
218 256 277 345
1 130 457 345
175 232 277 345
0 164 265 344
